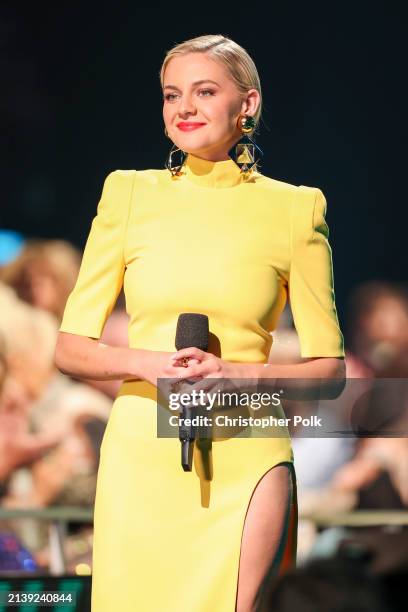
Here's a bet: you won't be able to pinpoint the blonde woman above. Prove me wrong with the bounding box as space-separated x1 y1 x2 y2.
55 35 345 612
1 239 81 320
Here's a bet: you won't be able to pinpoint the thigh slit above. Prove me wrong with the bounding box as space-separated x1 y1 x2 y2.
234 461 298 612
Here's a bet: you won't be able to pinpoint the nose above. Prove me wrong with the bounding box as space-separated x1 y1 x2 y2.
178 94 197 118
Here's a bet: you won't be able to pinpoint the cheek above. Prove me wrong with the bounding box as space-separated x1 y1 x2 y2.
208 101 239 130
222 99 242 129
163 104 175 124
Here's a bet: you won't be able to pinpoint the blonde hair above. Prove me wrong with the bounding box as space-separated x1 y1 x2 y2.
159 34 262 131
0 282 58 370
0 239 81 320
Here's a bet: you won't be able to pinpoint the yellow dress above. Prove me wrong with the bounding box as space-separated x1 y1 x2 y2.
59 153 345 611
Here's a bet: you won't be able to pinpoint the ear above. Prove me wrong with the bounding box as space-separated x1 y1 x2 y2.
240 89 260 117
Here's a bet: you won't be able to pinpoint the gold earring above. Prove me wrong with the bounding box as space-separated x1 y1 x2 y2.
240 115 256 133
228 115 263 173
165 144 187 177
163 125 187 177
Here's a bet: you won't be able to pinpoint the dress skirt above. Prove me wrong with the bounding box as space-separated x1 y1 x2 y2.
90 380 296 612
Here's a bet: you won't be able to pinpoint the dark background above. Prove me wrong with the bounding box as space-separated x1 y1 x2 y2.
1 1 406 339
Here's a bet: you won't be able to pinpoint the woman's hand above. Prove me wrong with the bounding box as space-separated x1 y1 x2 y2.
168 347 255 399
140 350 202 388
170 348 242 380
167 351 263 438
138 348 255 416
137 350 202 412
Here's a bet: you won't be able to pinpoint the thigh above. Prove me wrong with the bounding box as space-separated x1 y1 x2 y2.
235 462 296 612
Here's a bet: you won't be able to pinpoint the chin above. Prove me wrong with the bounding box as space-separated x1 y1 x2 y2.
172 133 220 154
176 140 209 153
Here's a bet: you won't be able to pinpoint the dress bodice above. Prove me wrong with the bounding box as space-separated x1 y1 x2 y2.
60 153 345 362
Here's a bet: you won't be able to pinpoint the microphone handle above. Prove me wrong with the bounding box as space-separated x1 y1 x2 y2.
179 384 196 472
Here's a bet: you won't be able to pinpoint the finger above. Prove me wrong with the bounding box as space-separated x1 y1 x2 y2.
171 362 204 380
170 357 201 368
170 348 206 362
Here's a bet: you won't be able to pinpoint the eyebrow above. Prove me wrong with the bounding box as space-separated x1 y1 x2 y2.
163 79 220 91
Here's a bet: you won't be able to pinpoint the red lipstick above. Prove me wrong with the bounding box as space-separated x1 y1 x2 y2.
176 122 206 132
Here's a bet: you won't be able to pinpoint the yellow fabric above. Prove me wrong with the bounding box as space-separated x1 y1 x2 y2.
59 153 344 611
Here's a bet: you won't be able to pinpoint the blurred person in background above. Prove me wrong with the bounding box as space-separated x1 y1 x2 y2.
0 239 81 321
330 281 408 509
346 280 408 378
292 283 408 566
267 304 377 560
0 285 64 493
268 305 359 511
272 283 408 509
0 237 127 399
279 283 408 565
0 282 112 567
268 304 303 364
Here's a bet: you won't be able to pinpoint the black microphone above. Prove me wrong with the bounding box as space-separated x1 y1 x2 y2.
175 313 209 471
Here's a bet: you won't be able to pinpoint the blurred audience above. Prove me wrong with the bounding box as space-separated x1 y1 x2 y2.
0 239 81 321
269 285 408 563
0 282 111 514
269 305 359 517
0 236 130 399
346 280 408 377
331 281 408 510
0 284 64 492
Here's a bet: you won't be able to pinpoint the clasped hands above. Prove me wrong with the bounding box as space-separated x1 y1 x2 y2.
161 347 257 412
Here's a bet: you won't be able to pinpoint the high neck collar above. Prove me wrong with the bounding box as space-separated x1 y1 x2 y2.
181 153 245 188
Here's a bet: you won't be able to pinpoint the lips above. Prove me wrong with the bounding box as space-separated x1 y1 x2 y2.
176 122 206 131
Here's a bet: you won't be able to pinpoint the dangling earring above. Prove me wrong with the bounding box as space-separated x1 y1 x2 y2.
228 115 263 173
164 127 187 177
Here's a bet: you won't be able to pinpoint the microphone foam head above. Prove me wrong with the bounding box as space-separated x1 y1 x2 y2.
175 313 209 351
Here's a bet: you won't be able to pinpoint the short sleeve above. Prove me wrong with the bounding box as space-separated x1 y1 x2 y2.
288 186 345 358
59 170 135 339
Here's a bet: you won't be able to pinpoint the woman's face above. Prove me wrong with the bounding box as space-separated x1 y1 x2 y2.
19 261 60 315
356 297 408 372
162 52 259 161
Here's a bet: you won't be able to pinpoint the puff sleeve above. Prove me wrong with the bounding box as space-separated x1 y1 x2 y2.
288 186 345 358
59 170 135 339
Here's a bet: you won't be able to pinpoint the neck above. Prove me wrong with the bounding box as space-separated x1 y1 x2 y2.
189 151 231 162
181 152 246 188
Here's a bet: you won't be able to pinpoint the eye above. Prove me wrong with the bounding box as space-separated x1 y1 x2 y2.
197 89 215 97
164 92 179 102
163 89 215 102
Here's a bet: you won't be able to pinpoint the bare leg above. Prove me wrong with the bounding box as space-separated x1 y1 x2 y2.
235 462 296 612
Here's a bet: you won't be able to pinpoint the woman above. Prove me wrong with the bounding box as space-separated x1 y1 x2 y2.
55 34 345 612
0 239 81 321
